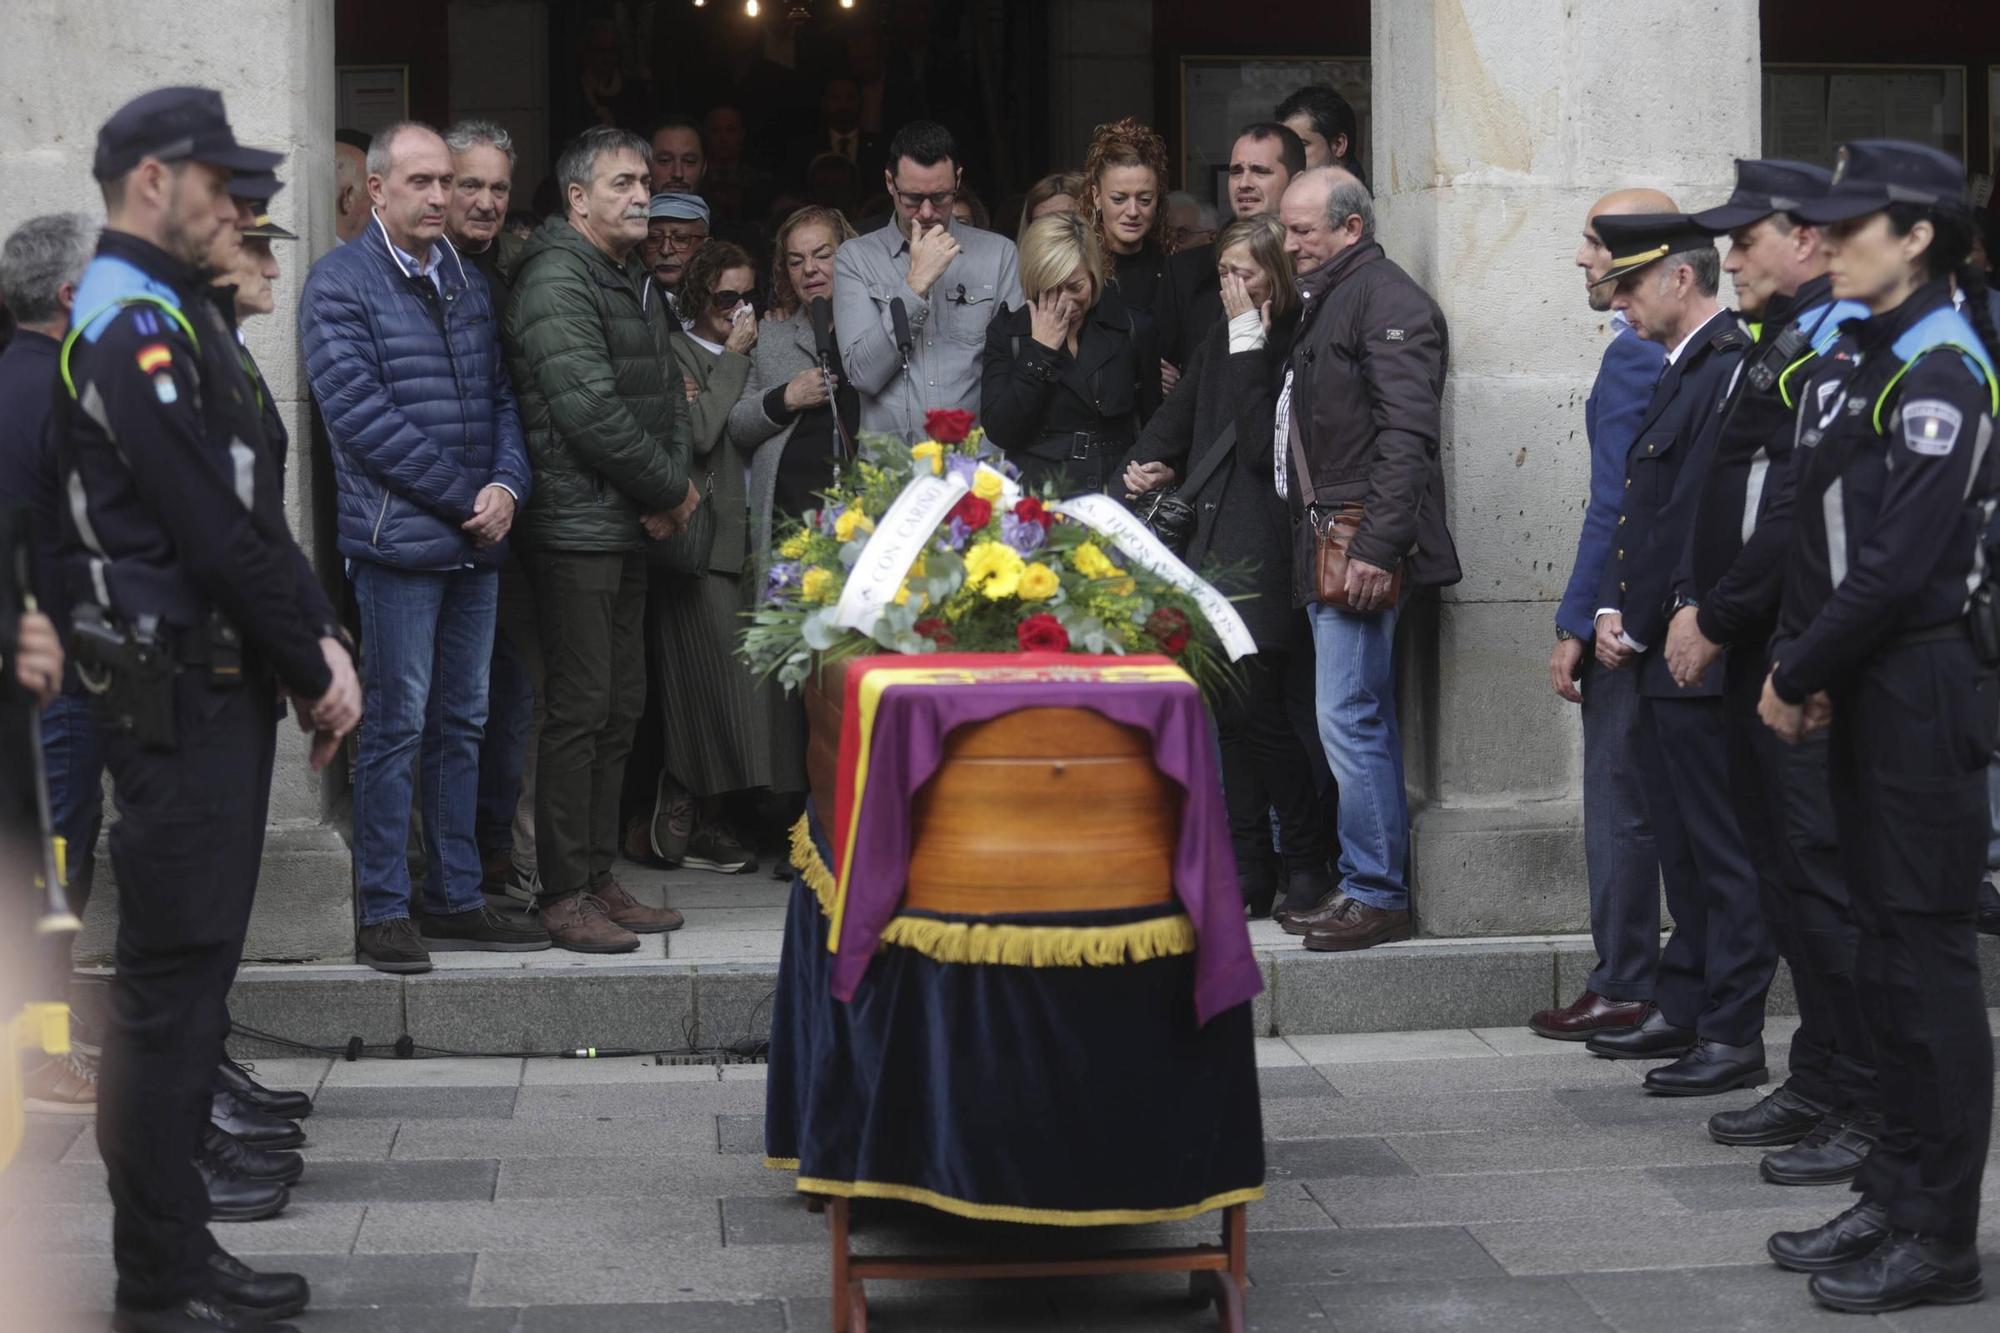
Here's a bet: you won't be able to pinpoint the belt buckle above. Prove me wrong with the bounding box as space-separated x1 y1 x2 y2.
1070 431 1092 461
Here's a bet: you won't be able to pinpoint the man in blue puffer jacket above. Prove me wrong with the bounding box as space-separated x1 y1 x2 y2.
301 121 544 974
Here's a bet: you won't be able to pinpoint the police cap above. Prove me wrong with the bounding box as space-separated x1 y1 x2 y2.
1590 213 1715 288
1787 140 1965 225
1691 159 1832 233
93 86 283 183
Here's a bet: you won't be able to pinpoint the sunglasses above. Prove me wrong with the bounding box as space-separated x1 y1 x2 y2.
711 289 753 310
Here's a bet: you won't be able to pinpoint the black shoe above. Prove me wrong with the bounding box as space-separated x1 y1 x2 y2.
215 1057 312 1120
357 916 432 974
1707 1083 1828 1146
1768 1200 1892 1273
416 902 553 952
1643 1039 1767 1096
112 1296 298 1331
197 1155 291 1223
210 1089 305 1149
1809 1230 1984 1312
1977 877 2000 936
201 1124 305 1187
1760 1111 1879 1186
207 1249 310 1321
684 824 756 874
772 858 795 881
1586 1007 1695 1060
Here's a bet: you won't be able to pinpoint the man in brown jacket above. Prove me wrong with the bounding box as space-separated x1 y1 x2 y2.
1273 166 1461 952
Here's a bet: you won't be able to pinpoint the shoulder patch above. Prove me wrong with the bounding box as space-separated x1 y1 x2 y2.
1900 398 1962 456
152 372 179 404
135 343 173 374
1383 328 1406 342
1711 329 1745 351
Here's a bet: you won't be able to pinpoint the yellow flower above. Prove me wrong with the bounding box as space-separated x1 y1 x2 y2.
834 508 875 542
801 567 835 603
972 467 1003 501
779 531 809 559
1072 541 1116 580
1110 577 1136 596
1018 562 1059 601
909 555 927 578
911 440 944 476
963 541 1024 600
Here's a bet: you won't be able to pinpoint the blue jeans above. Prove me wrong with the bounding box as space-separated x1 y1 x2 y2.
42 691 106 920
1307 601 1409 911
352 562 497 927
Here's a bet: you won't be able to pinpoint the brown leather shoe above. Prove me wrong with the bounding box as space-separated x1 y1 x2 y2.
1529 989 1648 1041
1275 889 1346 936
594 877 685 934
1300 899 1413 952
538 892 641 953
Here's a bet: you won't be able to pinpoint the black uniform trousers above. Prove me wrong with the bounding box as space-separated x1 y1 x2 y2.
96 669 278 1309
1641 689 1778 1044
1214 612 1330 904
1827 636 1994 1244
1723 645 1875 1114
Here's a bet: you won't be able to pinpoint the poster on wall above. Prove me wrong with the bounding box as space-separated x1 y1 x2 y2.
1181 57 1369 213
1761 65 1965 169
336 66 410 138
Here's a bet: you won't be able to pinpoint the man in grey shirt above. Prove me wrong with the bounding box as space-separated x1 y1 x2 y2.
833 120 1021 440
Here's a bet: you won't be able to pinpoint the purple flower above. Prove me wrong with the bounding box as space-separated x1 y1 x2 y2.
945 454 979 488
1000 513 1045 554
945 518 973 550
764 561 800 601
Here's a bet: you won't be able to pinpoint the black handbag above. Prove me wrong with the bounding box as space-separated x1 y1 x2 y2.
1132 424 1235 559
645 470 716 575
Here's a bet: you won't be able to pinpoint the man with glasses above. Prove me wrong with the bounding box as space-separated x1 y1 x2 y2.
831 120 1019 440
642 191 710 328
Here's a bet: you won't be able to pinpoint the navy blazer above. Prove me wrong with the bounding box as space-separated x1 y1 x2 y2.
1558 316 1664 639
1594 308 1746 697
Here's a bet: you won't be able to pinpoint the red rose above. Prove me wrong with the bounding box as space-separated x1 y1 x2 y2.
1013 496 1054 531
914 617 956 647
925 409 976 443
949 494 993 529
1146 606 1192 656
1016 613 1070 653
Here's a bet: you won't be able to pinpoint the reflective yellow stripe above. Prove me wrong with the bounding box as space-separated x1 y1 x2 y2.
1871 350 2000 434
1777 351 1818 409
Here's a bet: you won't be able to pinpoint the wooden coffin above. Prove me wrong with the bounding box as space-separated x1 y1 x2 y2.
802 657 1178 915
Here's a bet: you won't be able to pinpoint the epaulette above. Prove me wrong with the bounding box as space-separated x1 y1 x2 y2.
1710 328 1746 352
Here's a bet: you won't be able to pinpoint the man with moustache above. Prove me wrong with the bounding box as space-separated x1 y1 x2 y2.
301 121 542 974
444 120 516 310
1168 122 1307 370
641 191 711 327
1529 188 1673 1042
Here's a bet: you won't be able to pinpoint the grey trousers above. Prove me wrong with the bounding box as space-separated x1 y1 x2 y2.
1580 654 1662 1001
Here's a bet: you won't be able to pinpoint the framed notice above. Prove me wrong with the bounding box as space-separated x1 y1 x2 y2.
336 65 410 137
1761 64 1966 169
1180 56 1369 211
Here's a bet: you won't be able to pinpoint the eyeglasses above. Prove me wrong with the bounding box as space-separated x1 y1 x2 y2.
711 289 752 310
645 229 707 252
894 189 957 211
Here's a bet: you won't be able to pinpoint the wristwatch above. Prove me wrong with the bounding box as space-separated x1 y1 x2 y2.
1555 628 1575 642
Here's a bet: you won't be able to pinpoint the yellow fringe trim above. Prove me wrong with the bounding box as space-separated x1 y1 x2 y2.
793 1176 1263 1227
789 814 837 914
763 1155 801 1171
877 913 1196 967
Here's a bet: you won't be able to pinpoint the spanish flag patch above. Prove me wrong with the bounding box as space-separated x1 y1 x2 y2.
135 343 172 374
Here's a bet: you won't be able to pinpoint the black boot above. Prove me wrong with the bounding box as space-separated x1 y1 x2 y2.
1767 1200 1891 1273
201 1124 305 1187
1759 1111 1878 1186
207 1248 310 1321
215 1056 313 1120
1239 857 1278 920
1707 1083 1828 1146
1809 1230 1984 1312
112 1297 298 1331
210 1089 305 1149
1977 877 2000 936
1643 1039 1766 1096
197 1153 290 1224
1585 1007 1695 1060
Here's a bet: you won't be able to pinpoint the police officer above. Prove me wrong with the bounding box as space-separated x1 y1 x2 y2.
1759 141 1999 1314
57 87 361 1333
1663 160 1880 1184
1583 214 1777 1097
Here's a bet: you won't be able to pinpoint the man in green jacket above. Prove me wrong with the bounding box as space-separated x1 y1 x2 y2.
504 125 700 952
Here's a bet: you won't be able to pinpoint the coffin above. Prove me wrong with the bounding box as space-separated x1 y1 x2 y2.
802 656 1179 915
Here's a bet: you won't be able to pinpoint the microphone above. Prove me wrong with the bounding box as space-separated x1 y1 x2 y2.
890 297 914 357
808 296 835 371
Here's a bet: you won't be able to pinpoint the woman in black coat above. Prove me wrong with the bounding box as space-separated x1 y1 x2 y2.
1123 214 1331 918
979 211 1161 495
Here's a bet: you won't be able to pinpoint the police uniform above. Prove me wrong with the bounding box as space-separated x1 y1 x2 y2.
1681 162 1880 1175
1763 140 1997 1312
56 89 338 1330
1583 214 1777 1094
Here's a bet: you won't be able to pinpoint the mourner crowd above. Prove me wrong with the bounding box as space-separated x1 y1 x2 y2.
0 22 1998 1328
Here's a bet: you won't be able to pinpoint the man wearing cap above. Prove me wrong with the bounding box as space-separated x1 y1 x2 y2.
1665 160 1881 1181
643 191 710 327
58 86 361 1332
1581 213 1775 1097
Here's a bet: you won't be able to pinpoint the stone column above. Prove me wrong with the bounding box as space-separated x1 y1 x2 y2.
1370 0 1761 934
0 0 353 960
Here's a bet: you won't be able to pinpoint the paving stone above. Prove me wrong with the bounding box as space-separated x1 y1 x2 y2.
717 1112 765 1153
1285 1028 1497 1064
719 1062 770 1081
1261 1087 1585 1139
227 1057 334 1094
255 1251 480 1308
312 1086 519 1119
1553 1084 1765 1129
691 964 781 1049
520 1057 720 1085
51 1115 398 1166
1564 1264 1880 1332
1256 1037 1306 1068
1272 944 1555 1035
390 1116 723 1160
1311 1051 1646 1095
1052 1277 1332 1330
470 1245 830 1303
321 1057 524 1088
1251 955 1275 1038
402 967 697 1056
223 967 407 1059
1307 1166 1686 1229
1256 1066 1340 1099
512 1083 759 1120
1264 1136 1416 1181
517 1302 790 1331
1643 1163 1838 1215
355 1198 721 1253
495 1156 798 1201
1386 1124 1749 1176
293 1159 499 1204
1470 1211 1843 1276
12 1201 368 1257
12 1116 86 1165
1472 1025 1604 1057
723 1193 828 1245
1303 1275 1612 1331
1245 1225 1505 1286
277 1310 520 1333
2 1162 107 1205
